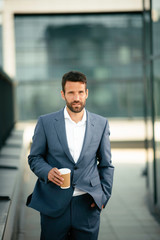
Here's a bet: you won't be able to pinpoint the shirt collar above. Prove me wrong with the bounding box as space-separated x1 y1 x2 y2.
64 106 86 125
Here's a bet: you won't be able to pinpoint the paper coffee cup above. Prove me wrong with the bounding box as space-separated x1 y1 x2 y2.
59 168 71 189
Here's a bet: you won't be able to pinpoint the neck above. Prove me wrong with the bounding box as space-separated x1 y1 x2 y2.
66 107 84 123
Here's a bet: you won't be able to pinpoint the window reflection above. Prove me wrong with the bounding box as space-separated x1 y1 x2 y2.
15 14 143 120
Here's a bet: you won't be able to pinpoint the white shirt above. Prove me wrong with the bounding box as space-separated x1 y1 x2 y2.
64 107 87 196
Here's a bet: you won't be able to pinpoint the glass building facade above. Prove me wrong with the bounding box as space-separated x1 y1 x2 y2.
14 14 143 120
143 0 160 214
152 1 160 213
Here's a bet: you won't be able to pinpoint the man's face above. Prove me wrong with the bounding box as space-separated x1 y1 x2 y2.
61 81 88 113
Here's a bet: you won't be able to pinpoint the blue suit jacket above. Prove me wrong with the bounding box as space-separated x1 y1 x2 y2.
26 108 114 217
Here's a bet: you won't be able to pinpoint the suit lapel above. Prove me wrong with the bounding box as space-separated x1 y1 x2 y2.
53 109 95 165
54 109 75 164
77 111 95 164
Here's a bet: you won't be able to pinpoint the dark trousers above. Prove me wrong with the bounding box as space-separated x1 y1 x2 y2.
40 194 101 240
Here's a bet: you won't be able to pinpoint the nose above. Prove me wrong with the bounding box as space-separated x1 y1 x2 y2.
73 93 80 101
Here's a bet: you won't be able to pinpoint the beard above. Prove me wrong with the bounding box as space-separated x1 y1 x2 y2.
66 100 86 113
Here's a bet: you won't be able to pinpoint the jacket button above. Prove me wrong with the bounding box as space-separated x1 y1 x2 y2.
74 166 78 170
72 183 76 187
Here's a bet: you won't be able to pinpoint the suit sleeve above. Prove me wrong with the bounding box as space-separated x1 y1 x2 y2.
97 120 114 207
28 117 53 183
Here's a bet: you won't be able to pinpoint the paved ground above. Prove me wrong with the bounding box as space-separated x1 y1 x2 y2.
15 147 160 240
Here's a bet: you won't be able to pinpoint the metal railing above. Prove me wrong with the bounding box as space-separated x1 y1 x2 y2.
0 68 14 150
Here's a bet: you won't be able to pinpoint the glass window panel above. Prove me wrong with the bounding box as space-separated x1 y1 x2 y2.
14 14 143 120
87 81 143 117
144 62 154 199
153 58 160 209
16 82 64 120
144 9 151 60
152 0 160 55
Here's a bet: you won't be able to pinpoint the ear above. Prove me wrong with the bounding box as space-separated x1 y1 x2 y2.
86 89 88 99
61 90 65 100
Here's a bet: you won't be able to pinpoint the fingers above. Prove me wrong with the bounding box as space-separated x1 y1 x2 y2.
48 168 64 186
91 202 96 208
91 202 104 210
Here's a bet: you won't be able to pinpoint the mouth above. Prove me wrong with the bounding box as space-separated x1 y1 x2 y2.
72 102 81 106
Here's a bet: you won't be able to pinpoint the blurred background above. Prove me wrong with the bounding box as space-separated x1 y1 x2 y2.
0 0 160 239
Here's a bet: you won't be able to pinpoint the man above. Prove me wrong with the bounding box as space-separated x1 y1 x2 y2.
27 71 114 240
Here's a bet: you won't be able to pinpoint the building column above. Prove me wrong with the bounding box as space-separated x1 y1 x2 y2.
2 9 16 78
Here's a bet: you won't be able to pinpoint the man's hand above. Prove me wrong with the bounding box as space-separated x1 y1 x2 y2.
48 168 64 186
91 202 104 210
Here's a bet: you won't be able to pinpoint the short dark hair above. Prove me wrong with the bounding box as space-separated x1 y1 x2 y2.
62 71 87 92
